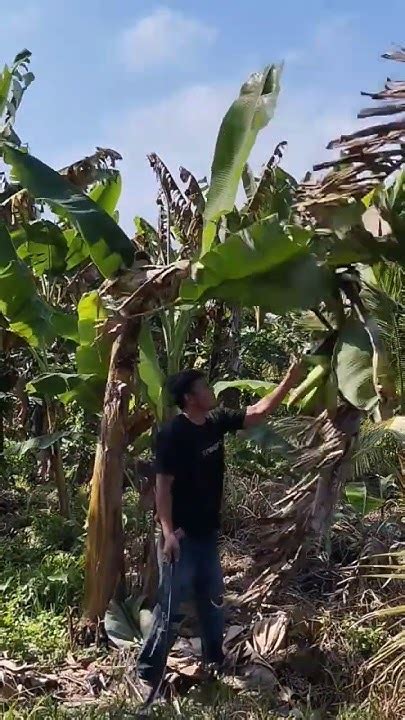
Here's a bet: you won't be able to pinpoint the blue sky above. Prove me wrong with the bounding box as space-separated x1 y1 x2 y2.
1 1 404 232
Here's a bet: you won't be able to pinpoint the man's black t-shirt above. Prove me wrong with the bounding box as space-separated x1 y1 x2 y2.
155 407 246 537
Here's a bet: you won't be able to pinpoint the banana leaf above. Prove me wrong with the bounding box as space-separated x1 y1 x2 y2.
104 594 152 649
0 224 77 346
334 314 390 411
76 291 110 378
182 251 333 314
214 379 276 398
13 431 71 456
345 481 384 516
12 220 68 276
183 218 310 300
88 174 122 217
203 64 282 251
1 144 134 278
27 372 105 411
138 322 165 421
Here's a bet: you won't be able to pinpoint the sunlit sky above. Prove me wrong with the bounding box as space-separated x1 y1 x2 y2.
1 1 404 232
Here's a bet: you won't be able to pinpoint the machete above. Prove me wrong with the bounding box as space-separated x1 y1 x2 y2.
136 560 174 716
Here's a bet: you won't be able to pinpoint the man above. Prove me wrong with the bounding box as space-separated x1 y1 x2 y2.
137 362 302 697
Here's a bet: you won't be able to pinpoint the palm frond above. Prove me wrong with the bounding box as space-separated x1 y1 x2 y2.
361 263 405 409
349 420 401 480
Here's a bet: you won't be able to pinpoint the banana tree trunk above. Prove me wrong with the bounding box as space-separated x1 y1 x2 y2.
83 317 141 623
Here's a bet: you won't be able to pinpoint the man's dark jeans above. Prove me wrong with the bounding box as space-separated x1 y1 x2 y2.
137 531 224 686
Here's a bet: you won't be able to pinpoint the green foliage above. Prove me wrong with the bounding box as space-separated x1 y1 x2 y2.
214 378 276 398
203 64 282 250
344 481 384 516
27 372 105 411
333 314 377 411
138 322 165 421
88 175 122 217
1 144 134 278
75 291 109 377
0 225 77 346
12 220 68 276
182 218 333 313
104 594 152 648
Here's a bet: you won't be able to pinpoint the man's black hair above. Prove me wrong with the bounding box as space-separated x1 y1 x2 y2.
166 369 205 410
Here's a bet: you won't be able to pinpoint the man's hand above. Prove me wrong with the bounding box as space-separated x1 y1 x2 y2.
244 357 304 428
163 531 181 563
285 358 304 388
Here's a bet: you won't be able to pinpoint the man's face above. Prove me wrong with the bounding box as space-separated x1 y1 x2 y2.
187 377 217 412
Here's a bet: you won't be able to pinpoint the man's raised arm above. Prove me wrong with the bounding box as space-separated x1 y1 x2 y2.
243 361 303 429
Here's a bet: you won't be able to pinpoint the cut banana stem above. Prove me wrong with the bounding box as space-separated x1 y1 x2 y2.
323 372 338 415
298 383 325 415
288 359 330 408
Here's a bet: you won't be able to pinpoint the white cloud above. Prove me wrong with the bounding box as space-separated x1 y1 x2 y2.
120 6 217 72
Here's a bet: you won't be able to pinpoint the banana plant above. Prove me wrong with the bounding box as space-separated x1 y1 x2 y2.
0 70 175 622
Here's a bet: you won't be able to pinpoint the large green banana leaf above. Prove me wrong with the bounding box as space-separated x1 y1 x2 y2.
63 227 89 271
203 64 282 251
12 220 68 276
181 219 333 313
27 372 104 411
76 291 110 378
27 291 111 410
333 315 377 411
0 224 77 346
88 175 122 217
60 177 123 272
1 144 134 278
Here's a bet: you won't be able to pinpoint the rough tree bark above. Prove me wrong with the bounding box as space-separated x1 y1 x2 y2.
83 317 141 622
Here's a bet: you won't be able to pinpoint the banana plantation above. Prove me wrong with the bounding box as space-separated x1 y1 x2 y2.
0 45 404 720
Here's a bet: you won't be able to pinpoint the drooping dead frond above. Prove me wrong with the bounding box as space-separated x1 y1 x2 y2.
0 183 36 228
242 405 362 607
179 166 205 213
148 153 203 255
248 141 288 215
382 47 405 63
59 147 122 189
296 48 405 219
134 216 164 265
98 258 191 333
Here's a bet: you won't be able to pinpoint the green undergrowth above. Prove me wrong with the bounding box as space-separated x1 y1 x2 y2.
0 440 400 719
0 699 384 720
